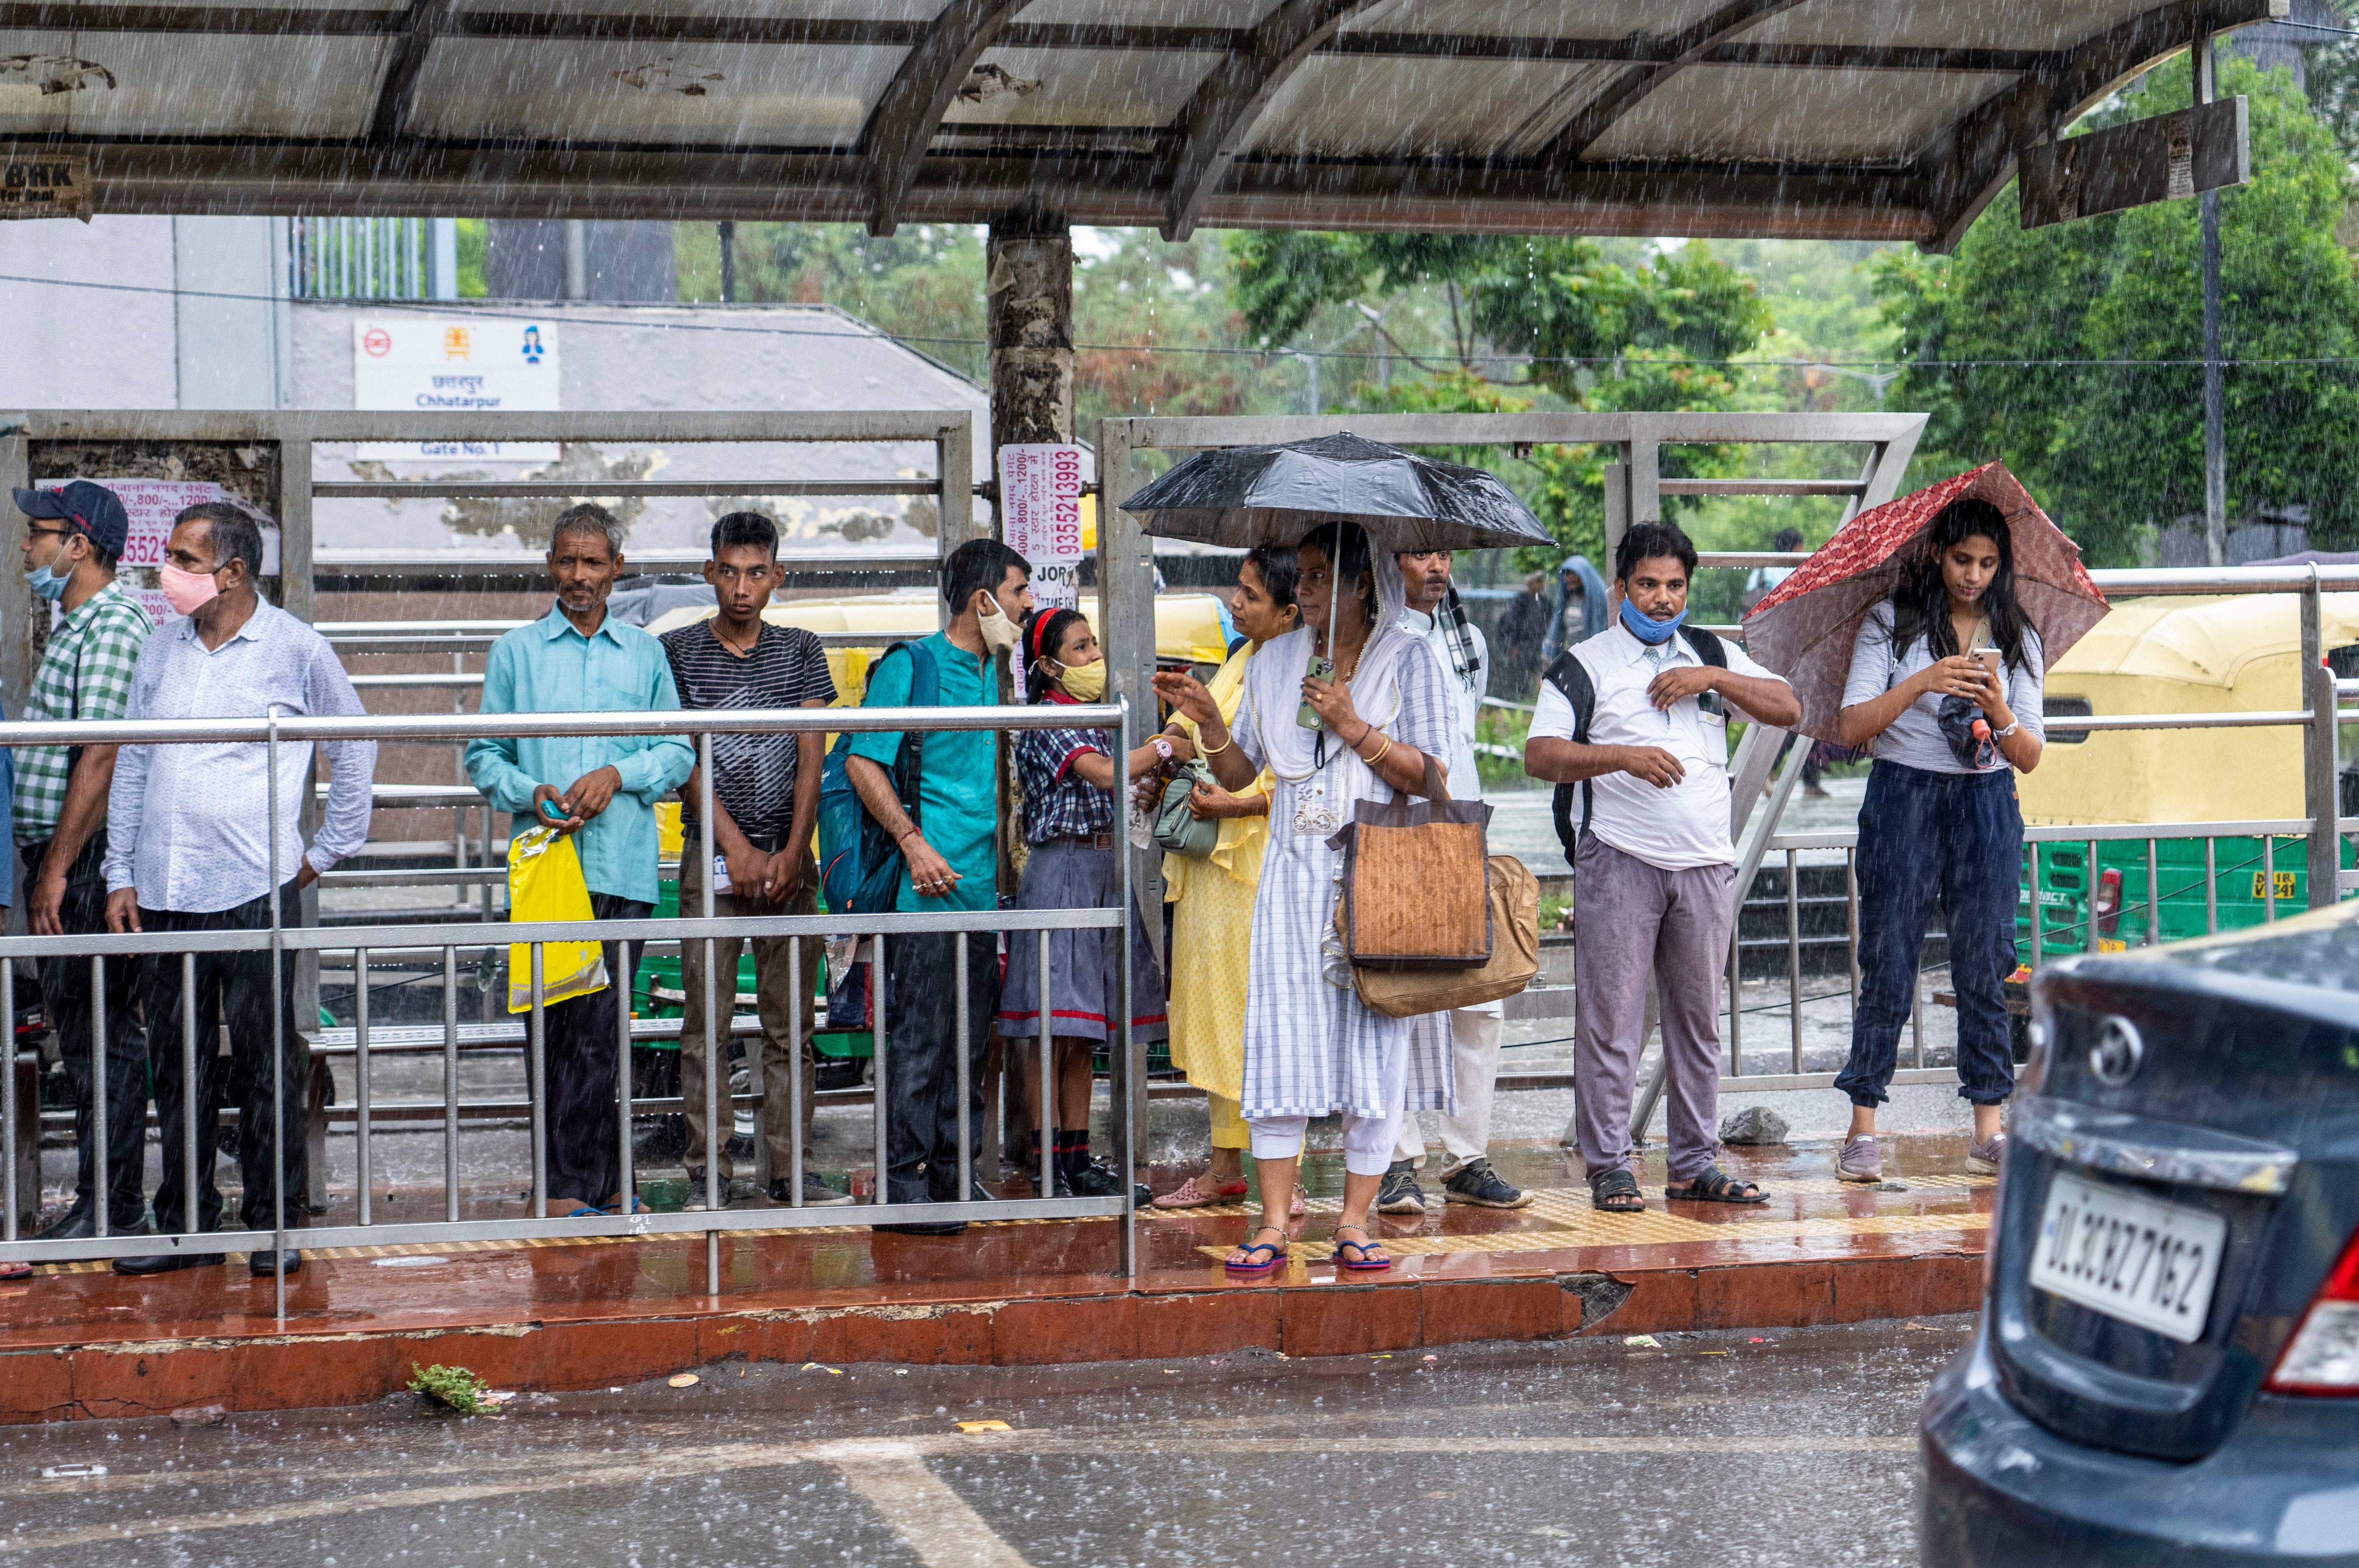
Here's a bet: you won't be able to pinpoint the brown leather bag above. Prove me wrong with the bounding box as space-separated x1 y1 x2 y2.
1327 755 1492 969
1338 849 1542 1019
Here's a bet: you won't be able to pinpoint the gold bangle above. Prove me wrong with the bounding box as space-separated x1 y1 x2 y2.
1201 730 1233 758
1359 730 1392 767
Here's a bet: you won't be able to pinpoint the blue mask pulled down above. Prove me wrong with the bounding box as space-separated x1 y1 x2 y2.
1619 597 1686 645
22 561 67 603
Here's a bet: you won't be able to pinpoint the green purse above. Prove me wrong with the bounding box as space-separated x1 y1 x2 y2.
1152 761 1221 859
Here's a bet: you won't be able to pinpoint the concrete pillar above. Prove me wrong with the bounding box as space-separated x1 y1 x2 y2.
985 213 1075 452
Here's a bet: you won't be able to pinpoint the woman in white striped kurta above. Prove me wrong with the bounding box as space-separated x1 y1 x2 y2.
1156 525 1455 1273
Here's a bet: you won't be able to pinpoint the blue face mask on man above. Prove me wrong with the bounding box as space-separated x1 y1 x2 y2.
1619 596 1686 645
22 558 69 603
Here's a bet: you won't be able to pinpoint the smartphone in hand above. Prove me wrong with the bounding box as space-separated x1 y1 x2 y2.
1973 647 2002 682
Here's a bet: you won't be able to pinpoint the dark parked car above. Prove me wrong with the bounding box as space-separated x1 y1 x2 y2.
1922 900 2359 1566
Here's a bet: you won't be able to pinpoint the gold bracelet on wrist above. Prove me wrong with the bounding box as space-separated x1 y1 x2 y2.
1201 730 1233 758
1359 730 1392 767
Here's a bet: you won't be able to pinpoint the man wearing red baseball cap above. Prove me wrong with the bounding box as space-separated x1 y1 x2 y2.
12 479 154 1243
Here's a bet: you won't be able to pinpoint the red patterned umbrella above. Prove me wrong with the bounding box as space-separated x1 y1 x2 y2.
1741 463 2107 744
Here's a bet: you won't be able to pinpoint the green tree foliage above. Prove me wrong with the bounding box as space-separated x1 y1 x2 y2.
675 223 1290 424
1876 53 2359 563
678 223 993 380
1231 233 1772 565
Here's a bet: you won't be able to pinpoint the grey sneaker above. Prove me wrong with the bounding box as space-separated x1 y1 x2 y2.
1837 1135 1882 1184
682 1167 742 1212
771 1173 857 1208
1375 1160 1426 1215
1443 1158 1535 1210
1967 1131 2007 1175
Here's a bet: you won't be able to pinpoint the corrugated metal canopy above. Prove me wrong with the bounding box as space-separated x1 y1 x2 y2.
0 0 2285 248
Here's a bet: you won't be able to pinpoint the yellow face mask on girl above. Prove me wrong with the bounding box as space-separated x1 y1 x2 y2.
1056 660 1108 702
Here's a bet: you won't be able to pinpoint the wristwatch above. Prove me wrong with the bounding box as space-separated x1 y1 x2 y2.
1150 737 1175 762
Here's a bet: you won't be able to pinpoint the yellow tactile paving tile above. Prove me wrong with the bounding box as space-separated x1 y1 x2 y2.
1195 1207 1994 1262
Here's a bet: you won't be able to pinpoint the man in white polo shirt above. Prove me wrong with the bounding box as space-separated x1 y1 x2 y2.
1524 522 1800 1214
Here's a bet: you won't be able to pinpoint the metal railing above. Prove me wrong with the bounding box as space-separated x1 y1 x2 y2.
1621 561 2359 1128
0 701 1142 1318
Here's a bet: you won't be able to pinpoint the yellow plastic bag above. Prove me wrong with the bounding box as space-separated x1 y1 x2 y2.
507 824 608 1014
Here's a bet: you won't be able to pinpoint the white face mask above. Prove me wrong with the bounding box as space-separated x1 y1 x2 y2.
975 596 1022 654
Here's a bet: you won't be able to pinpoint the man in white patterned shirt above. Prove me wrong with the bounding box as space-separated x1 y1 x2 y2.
104 503 376 1279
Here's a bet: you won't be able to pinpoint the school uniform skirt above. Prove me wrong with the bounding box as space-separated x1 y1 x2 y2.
998 836 1169 1045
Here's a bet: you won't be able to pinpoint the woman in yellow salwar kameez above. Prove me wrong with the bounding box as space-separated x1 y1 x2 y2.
1150 544 1302 1208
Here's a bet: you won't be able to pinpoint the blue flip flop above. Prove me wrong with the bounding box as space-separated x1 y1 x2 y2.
1225 1226 1289 1274
601 1197 651 1215
1331 1227 1392 1272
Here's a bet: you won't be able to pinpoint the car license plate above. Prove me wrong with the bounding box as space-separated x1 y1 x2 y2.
2030 1171 2227 1343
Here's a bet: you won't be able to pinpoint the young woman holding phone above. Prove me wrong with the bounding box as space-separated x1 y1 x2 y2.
1831 498 2045 1183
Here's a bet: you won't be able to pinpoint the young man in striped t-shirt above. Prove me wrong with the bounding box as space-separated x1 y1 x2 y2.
659 512 845 1209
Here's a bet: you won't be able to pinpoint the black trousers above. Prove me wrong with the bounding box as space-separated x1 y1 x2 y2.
143 883 307 1236
26 834 148 1228
883 929 998 1205
542 893 651 1206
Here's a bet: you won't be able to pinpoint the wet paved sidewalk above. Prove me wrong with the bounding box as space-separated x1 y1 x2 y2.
0 1132 1991 1423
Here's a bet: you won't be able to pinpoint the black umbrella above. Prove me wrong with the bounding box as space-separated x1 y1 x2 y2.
1117 431 1553 552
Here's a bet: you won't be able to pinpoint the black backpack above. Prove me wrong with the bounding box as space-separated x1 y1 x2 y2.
1545 626 1729 856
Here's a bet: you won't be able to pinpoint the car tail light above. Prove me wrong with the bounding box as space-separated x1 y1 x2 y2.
2267 1225 2359 1395
2095 869 2122 936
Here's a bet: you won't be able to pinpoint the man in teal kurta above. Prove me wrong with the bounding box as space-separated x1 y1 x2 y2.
466 505 694 1213
846 537 1032 1232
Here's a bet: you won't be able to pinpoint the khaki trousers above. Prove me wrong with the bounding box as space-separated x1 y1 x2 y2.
678 851 823 1182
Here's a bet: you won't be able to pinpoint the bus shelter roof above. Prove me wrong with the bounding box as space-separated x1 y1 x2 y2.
0 0 2281 248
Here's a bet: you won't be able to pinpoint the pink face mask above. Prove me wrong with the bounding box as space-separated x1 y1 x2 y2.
159 562 222 616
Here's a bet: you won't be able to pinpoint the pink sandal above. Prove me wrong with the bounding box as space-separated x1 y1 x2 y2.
1150 1175 1248 1210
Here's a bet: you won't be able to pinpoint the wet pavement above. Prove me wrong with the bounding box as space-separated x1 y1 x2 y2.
0 1314 1970 1567
3 1132 1992 1352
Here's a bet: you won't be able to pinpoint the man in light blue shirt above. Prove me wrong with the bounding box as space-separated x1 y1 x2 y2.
467 504 694 1215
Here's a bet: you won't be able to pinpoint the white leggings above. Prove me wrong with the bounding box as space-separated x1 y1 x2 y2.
1248 1108 1407 1178
1244 1017 1411 1179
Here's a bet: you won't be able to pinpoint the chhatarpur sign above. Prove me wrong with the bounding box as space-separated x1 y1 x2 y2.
0 154 91 221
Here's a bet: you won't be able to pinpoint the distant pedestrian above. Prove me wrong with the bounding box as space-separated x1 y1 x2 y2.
11 481 151 1242
106 502 376 1278
1743 527 1806 613
1156 522 1456 1276
1150 544 1301 1212
1525 522 1799 1214
998 606 1172 1203
845 538 1032 1235
660 511 848 1210
468 504 694 1219
1749 529 1829 798
1383 548 1530 1213
1496 570 1551 698
1831 498 2043 1183
1542 554 1609 665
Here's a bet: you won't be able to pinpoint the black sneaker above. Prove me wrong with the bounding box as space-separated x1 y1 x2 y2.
1375 1160 1426 1216
769 1173 856 1208
1033 1159 1074 1199
1443 1158 1535 1210
1064 1154 1151 1206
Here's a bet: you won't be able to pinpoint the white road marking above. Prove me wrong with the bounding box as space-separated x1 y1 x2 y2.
813 1439 1036 1568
